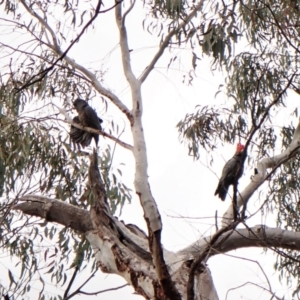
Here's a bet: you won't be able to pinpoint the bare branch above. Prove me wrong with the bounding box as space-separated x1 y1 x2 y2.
67 283 128 299
226 281 282 300
179 225 300 258
13 195 93 232
63 270 97 300
187 220 239 300
122 0 136 25
222 253 274 294
17 0 103 92
60 56 133 122
139 0 205 83
63 267 79 299
115 3 139 87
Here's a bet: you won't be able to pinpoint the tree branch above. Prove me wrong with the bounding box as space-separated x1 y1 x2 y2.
17 0 102 92
186 220 239 300
67 283 128 299
13 194 300 298
13 195 93 232
63 270 97 300
223 74 298 226
115 4 181 299
139 0 205 83
115 2 139 87
179 225 300 258
60 57 133 123
226 281 282 300
57 107 133 151
63 267 79 299
18 0 133 123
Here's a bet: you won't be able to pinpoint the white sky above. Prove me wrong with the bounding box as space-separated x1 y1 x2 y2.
0 1 298 299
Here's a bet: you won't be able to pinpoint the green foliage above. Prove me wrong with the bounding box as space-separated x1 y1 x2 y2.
177 105 248 159
175 0 300 295
99 148 132 215
0 1 132 296
153 0 186 17
1 0 300 298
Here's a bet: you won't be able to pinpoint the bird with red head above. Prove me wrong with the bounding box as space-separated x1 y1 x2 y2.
214 143 245 201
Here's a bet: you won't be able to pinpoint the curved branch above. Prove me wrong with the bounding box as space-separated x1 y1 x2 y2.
19 0 59 50
187 220 239 300
122 0 136 26
179 225 300 258
226 281 282 300
13 192 152 262
68 283 128 299
222 117 300 225
17 1 133 123
61 56 133 122
139 0 205 83
222 74 298 226
17 0 102 91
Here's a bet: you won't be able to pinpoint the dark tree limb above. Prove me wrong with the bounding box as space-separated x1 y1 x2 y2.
186 221 239 300
63 267 79 299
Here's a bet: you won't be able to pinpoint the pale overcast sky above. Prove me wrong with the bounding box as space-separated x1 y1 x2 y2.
0 1 297 299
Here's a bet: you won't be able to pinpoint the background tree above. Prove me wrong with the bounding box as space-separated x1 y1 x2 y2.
1 0 300 299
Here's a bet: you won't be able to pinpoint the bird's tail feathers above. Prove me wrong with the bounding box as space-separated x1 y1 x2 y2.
214 183 228 201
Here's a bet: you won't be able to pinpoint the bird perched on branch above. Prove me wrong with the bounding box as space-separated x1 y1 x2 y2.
214 143 245 201
70 99 103 148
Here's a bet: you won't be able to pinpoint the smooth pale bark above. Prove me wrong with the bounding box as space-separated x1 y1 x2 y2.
13 1 294 299
14 152 219 299
179 225 300 257
14 193 300 299
115 4 182 299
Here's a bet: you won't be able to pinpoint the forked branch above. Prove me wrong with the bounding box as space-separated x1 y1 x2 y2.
222 117 300 226
139 0 205 83
115 3 181 299
18 0 133 122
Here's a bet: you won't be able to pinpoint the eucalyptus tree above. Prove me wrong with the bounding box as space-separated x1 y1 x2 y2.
1 0 300 299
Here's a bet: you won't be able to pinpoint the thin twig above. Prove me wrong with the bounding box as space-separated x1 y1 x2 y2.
17 0 104 92
139 0 205 83
75 284 128 297
63 267 79 299
226 281 282 300
63 270 97 300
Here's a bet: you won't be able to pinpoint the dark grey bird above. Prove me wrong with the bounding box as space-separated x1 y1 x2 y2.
214 143 245 201
70 99 103 148
70 116 92 148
